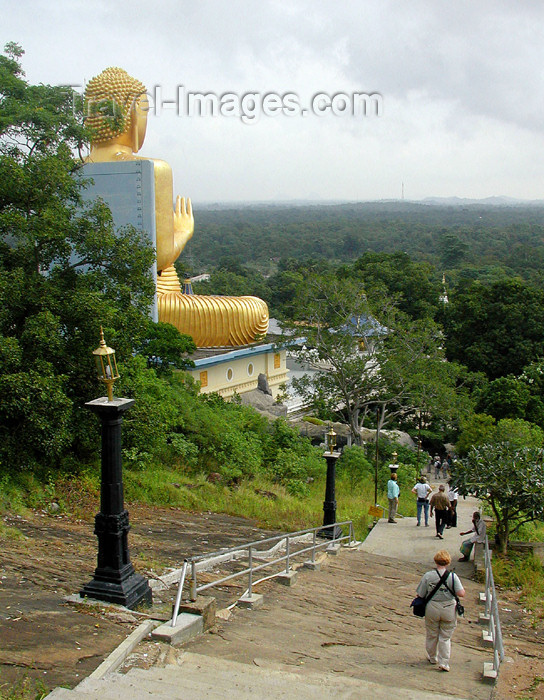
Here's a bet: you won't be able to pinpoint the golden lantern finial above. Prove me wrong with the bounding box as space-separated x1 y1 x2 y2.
327 424 337 454
92 327 120 401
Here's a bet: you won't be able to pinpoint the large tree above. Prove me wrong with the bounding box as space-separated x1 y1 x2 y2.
452 442 544 553
474 375 531 421
282 273 462 442
350 251 441 320
0 44 155 469
379 318 468 438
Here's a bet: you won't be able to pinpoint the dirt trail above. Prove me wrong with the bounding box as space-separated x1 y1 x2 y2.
0 506 281 693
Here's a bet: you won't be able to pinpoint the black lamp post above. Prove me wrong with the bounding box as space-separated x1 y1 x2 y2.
320 425 342 539
80 329 152 609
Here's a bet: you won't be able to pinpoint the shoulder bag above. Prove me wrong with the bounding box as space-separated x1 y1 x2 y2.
444 572 465 616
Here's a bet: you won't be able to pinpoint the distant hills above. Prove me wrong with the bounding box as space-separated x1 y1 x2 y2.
197 196 544 209
421 196 544 207
184 198 544 274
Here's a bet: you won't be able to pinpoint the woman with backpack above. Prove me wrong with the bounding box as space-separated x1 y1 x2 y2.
415 550 466 672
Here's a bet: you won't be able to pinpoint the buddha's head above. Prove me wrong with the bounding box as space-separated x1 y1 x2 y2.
84 67 148 152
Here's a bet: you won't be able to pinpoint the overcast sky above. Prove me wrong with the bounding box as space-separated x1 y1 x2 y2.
3 1 544 203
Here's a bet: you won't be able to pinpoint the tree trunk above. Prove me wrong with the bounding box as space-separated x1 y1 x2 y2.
347 406 361 445
496 519 509 554
350 416 361 445
502 519 510 554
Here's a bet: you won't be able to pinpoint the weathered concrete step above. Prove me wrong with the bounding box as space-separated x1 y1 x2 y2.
50 651 471 700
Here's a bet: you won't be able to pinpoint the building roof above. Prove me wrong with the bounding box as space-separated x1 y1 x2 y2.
339 314 388 337
190 341 281 368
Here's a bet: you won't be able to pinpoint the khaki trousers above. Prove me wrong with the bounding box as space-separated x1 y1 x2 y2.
425 599 457 669
388 498 398 521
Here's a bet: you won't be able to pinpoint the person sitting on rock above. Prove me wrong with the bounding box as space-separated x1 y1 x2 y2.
459 512 486 561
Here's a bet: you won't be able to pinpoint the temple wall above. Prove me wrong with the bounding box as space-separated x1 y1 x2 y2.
188 346 288 400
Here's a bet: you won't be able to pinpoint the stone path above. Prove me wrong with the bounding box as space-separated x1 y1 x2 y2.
364 481 480 568
46 484 493 699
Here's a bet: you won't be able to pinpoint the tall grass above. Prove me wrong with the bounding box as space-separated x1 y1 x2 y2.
492 551 544 620
0 461 418 543
0 677 48 700
122 464 390 541
510 520 544 543
0 470 100 520
126 465 418 540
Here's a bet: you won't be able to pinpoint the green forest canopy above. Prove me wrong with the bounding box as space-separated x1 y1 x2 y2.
186 201 544 280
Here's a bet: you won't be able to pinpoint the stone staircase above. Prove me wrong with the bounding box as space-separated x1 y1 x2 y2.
46 651 467 699
46 493 494 700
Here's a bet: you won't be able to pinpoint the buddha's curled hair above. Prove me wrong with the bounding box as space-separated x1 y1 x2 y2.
84 67 146 142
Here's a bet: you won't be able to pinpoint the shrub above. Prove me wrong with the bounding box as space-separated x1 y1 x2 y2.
492 551 544 617
269 449 311 496
264 419 324 493
338 446 373 487
169 435 199 470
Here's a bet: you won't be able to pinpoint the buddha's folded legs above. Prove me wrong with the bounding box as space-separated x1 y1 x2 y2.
157 267 269 347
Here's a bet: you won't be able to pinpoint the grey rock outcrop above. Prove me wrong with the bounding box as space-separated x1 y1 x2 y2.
239 389 287 418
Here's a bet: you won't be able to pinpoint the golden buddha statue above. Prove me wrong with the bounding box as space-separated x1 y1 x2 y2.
83 67 269 347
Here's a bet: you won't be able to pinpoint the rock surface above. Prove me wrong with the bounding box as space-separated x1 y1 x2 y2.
239 389 287 417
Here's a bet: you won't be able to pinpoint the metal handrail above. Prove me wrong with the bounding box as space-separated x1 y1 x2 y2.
482 536 505 679
171 520 354 626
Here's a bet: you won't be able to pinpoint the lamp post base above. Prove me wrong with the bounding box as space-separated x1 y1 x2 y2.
318 523 343 540
81 566 152 609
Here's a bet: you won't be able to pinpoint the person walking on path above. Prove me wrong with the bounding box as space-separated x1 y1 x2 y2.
387 472 400 523
459 512 486 561
433 455 441 479
441 458 449 480
416 550 466 672
412 476 432 527
430 485 449 539
447 485 458 529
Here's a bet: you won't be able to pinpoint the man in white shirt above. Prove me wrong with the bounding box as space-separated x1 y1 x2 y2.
447 486 458 528
411 476 433 527
387 473 400 523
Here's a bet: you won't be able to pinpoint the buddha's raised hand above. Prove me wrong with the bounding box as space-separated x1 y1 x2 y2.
173 195 194 256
